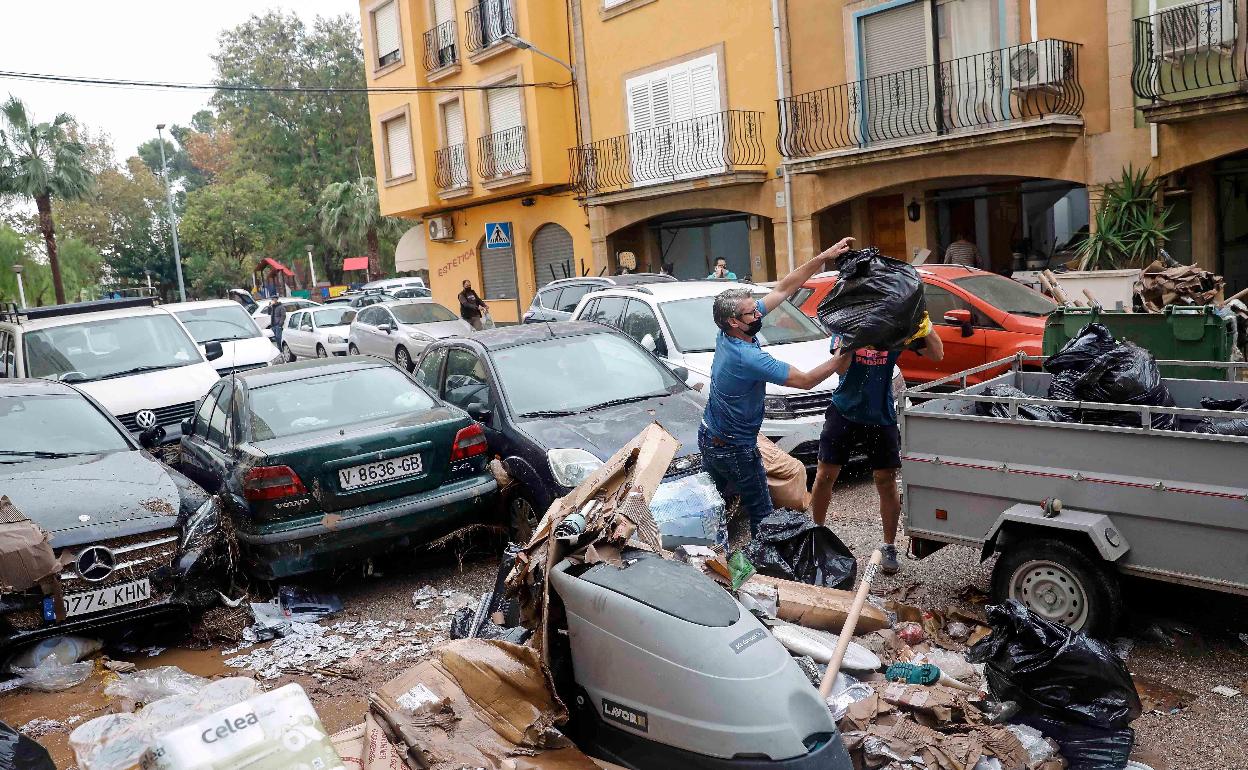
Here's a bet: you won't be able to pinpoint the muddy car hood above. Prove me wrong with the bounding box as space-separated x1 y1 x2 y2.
514 389 703 461
0 450 205 547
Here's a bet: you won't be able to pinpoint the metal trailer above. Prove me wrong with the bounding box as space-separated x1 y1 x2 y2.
900 355 1248 635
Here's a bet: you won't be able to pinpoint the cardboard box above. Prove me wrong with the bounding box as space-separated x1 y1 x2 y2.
747 575 889 634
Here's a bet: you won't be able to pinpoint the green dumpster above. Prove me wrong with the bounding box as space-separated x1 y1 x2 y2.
1043 305 1235 380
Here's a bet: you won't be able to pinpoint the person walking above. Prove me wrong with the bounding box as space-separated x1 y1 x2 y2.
268 298 287 349
809 325 944 574
944 233 982 268
707 258 737 280
699 237 855 537
458 280 485 331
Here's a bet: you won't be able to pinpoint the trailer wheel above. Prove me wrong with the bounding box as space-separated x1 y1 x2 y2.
991 538 1122 637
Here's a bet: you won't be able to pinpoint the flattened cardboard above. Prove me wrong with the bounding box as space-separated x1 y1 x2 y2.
747 574 889 634
0 495 61 592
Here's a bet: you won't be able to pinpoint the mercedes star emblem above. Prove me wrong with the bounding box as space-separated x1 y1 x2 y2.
76 546 116 583
134 409 158 430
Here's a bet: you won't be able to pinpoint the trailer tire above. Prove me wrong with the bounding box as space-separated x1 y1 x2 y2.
991 538 1122 637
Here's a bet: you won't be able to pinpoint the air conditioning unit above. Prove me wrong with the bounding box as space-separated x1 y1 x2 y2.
427 215 454 242
1007 39 1068 92
1158 0 1236 59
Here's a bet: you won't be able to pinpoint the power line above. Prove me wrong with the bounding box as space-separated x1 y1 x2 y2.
0 70 569 93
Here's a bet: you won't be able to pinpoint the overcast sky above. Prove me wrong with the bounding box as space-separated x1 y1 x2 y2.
0 0 358 163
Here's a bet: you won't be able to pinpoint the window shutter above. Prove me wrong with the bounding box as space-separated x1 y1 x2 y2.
690 60 720 116
374 1 401 63
443 100 465 147
668 69 692 123
627 82 652 132
486 84 522 132
861 2 928 79
603 0 629 8
434 0 455 26
385 115 413 178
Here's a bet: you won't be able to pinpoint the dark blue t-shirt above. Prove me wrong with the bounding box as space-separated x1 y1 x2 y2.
831 346 900 426
702 300 791 446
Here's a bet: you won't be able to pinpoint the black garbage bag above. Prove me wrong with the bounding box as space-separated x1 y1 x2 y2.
975 384 1070 422
1044 324 1177 429
968 601 1141 730
744 509 857 589
815 247 926 352
1200 396 1248 412
1014 713 1133 770
1194 417 1248 436
0 721 54 770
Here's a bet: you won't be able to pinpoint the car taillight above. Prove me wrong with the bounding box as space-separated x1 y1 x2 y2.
243 465 307 501
450 423 488 461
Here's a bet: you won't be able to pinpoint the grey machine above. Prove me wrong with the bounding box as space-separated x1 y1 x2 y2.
549 551 852 769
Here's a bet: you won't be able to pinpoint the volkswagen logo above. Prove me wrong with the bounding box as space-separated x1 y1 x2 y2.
76 546 116 583
134 410 158 430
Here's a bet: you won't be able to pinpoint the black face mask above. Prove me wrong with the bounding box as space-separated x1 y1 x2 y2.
742 318 763 336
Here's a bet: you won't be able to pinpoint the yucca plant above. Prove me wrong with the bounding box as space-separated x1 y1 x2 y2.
1078 165 1176 270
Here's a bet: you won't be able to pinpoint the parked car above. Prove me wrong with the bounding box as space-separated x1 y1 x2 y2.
522 274 678 324
322 291 398 310
0 379 224 654
252 298 321 331
227 288 259 314
348 300 475 371
568 281 894 469
280 306 357 360
177 357 497 579
0 298 222 458
362 277 427 293
790 265 1056 383
392 286 432 300
164 299 279 376
413 322 716 542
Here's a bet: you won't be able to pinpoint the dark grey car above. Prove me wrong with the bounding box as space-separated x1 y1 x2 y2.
522 274 677 324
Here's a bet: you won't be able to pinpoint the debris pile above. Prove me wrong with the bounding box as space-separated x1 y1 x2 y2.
224 617 444 679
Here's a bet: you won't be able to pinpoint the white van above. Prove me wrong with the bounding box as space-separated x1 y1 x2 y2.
164 299 280 376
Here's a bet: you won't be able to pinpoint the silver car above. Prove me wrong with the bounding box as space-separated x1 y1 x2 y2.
348 300 475 371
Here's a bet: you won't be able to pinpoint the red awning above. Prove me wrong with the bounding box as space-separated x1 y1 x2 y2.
257 257 294 276
342 256 370 272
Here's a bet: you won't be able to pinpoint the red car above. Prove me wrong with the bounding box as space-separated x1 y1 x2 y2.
791 265 1057 383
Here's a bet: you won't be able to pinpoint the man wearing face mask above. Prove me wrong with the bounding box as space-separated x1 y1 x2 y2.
699 237 855 537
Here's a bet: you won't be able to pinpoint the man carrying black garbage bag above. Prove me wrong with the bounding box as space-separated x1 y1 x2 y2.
699 237 855 538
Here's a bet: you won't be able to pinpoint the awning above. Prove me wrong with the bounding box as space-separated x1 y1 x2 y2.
342 256 370 272
256 257 294 276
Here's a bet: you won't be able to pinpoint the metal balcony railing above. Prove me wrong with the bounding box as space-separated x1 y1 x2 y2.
777 39 1083 159
1132 0 1243 101
434 144 469 190
568 110 767 196
465 0 515 54
476 126 529 180
423 20 459 72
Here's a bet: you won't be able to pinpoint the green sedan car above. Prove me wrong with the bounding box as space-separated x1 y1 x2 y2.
177 357 497 579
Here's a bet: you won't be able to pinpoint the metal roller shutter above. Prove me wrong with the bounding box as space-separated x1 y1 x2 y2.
385 114 413 178
532 223 575 288
434 0 455 26
374 1 401 62
860 1 931 143
486 84 522 132
481 242 518 300
443 101 464 147
861 2 928 79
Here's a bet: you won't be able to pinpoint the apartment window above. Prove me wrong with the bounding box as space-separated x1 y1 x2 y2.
625 52 721 179
479 79 527 178
372 0 403 70
382 112 414 181
604 0 629 7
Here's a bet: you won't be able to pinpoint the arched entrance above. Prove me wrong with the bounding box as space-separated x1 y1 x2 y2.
531 223 575 286
607 209 775 281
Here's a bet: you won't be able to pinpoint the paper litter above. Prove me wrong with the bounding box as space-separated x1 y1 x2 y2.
1212 685 1241 698
224 617 442 679
19 718 67 738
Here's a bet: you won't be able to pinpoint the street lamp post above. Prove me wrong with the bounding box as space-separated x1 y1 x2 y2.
500 33 573 73
305 244 319 295
155 124 187 302
11 264 26 308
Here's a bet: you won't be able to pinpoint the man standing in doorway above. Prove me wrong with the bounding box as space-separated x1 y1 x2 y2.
458 279 485 331
707 258 737 280
268 298 287 349
810 326 944 573
699 237 855 537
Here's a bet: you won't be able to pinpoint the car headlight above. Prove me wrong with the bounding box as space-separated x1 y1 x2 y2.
181 497 221 551
407 330 430 342
547 448 604 488
328 335 346 344
763 395 794 419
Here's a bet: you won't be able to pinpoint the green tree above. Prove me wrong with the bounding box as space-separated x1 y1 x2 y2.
0 96 94 304
317 177 401 280
180 170 307 267
0 223 33 304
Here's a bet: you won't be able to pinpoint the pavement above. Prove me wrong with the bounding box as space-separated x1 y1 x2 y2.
4 477 1247 769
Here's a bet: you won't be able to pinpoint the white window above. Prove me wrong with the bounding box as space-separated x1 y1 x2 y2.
434 0 456 26
441 99 467 185
442 100 465 148
858 1 932 143
383 113 414 180
486 82 523 134
625 52 721 183
604 0 630 7
483 80 526 177
372 0 402 69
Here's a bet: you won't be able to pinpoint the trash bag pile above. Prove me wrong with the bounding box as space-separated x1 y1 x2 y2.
816 246 926 351
744 509 857 590
1188 396 1248 437
1043 323 1177 430
975 384 1071 423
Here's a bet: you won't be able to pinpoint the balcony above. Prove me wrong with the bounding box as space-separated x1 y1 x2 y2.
422 20 459 75
434 144 470 195
476 126 529 184
1132 0 1248 123
465 0 515 56
568 110 768 198
777 39 1084 167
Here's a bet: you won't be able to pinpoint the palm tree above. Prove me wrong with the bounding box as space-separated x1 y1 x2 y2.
0 97 93 304
317 176 398 280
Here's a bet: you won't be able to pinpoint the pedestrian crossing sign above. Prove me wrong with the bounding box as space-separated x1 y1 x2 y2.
485 221 513 250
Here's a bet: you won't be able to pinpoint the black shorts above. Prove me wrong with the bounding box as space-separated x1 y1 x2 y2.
817 405 901 470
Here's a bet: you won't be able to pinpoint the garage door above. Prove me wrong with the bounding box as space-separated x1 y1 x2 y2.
532 223 575 288
480 237 518 300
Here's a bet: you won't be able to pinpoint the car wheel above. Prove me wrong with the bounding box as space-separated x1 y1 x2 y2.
316 344 328 358
395 346 413 372
508 488 543 543
991 537 1123 637
348 343 360 356
282 343 295 362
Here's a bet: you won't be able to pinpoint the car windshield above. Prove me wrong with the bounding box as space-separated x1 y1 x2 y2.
24 314 203 382
248 367 437 440
954 274 1057 316
311 308 356 327
0 394 130 457
175 304 260 343
492 333 682 415
392 303 457 324
660 295 827 353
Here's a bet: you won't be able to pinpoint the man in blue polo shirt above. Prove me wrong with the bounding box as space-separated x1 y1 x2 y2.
699 237 854 537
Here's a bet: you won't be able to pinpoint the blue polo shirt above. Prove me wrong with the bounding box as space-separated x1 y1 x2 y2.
703 300 791 446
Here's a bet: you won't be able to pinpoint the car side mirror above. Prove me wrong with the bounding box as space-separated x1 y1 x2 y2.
205 341 224 361
671 365 690 382
263 328 274 339
181 418 193 437
466 403 492 423
943 309 974 338
139 425 166 450
640 333 657 352
379 323 394 334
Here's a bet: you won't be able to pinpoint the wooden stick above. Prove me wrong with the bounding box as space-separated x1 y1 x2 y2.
1220 286 1248 307
818 549 883 699
1044 270 1071 305
1037 272 1061 304
1082 288 1100 307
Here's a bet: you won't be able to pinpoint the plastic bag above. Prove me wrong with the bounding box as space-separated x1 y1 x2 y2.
976 384 1070 422
815 247 926 351
1014 713 1134 770
1043 324 1176 430
7 635 101 670
745 510 857 590
103 666 209 709
649 471 728 550
12 655 93 692
968 601 1141 730
0 720 54 770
